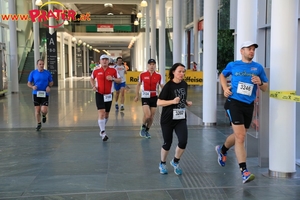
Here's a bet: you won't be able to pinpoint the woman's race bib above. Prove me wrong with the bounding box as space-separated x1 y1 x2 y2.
173 108 186 120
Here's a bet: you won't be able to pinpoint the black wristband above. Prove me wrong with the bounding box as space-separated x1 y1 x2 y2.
259 81 263 86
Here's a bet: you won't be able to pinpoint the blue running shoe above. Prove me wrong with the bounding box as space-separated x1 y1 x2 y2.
115 104 119 110
139 127 147 138
170 159 182 175
145 131 151 139
159 163 168 174
215 145 227 167
242 169 255 184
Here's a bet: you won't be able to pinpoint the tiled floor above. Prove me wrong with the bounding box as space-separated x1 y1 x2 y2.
0 77 299 200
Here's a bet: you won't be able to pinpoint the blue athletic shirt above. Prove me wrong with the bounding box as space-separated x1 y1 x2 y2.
222 60 268 104
28 69 53 95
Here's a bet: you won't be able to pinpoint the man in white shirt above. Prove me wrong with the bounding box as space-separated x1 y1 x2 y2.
114 57 126 111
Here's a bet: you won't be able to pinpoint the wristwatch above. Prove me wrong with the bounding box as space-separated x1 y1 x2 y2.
259 81 264 86
112 77 115 81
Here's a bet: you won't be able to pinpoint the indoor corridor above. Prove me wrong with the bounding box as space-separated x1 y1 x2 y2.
0 77 300 200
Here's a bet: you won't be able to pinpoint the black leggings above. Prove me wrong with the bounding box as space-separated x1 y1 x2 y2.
161 120 188 151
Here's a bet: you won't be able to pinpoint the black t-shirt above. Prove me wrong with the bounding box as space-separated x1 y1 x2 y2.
159 80 188 125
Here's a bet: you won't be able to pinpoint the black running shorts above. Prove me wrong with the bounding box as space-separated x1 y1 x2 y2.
224 98 254 129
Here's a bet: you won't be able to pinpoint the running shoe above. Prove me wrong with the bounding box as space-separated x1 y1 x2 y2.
120 105 124 111
215 145 227 167
139 127 147 138
242 169 255 184
115 104 119 110
170 159 182 175
36 123 42 131
42 115 47 123
159 163 168 174
100 131 109 141
145 131 151 139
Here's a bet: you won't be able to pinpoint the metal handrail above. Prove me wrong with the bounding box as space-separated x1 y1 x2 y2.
18 26 33 80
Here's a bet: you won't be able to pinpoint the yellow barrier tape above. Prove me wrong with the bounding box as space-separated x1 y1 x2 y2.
269 90 300 102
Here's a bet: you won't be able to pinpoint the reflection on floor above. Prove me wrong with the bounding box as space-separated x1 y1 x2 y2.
0 77 299 199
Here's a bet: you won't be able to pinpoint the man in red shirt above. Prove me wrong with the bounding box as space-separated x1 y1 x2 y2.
134 59 164 138
90 54 121 141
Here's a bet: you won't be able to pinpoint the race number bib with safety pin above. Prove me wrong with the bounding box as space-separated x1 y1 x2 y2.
141 91 151 98
173 108 186 120
237 82 254 96
103 94 112 102
36 91 46 98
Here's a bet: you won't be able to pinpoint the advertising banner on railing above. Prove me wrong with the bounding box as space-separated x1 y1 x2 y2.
97 24 114 32
125 70 203 86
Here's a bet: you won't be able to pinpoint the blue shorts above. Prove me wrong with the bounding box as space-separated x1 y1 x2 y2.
114 82 126 91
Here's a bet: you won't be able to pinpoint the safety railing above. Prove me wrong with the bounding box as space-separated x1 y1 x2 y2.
18 26 33 81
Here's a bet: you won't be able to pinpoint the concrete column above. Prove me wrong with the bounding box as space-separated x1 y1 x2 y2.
173 0 182 63
269 0 298 177
32 0 40 67
159 0 166 83
236 0 257 60
297 11 300 167
202 0 218 125
150 0 156 59
83 45 86 76
145 3 150 61
87 48 89 74
8 0 19 93
193 0 199 68
48 2 54 34
68 36 73 78
47 2 54 71
73 42 77 76
60 32 65 80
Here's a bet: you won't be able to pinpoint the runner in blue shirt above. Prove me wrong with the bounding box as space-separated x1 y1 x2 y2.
27 59 53 131
215 41 268 184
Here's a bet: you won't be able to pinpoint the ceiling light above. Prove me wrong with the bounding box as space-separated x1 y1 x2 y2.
140 0 148 7
35 0 43 6
83 42 86 46
137 11 142 18
71 37 76 42
131 11 135 14
104 3 113 8
89 46 93 49
107 13 114 15
78 39 82 44
120 12 123 15
103 50 111 55
134 19 139 26
87 44 90 47
63 20 69 25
